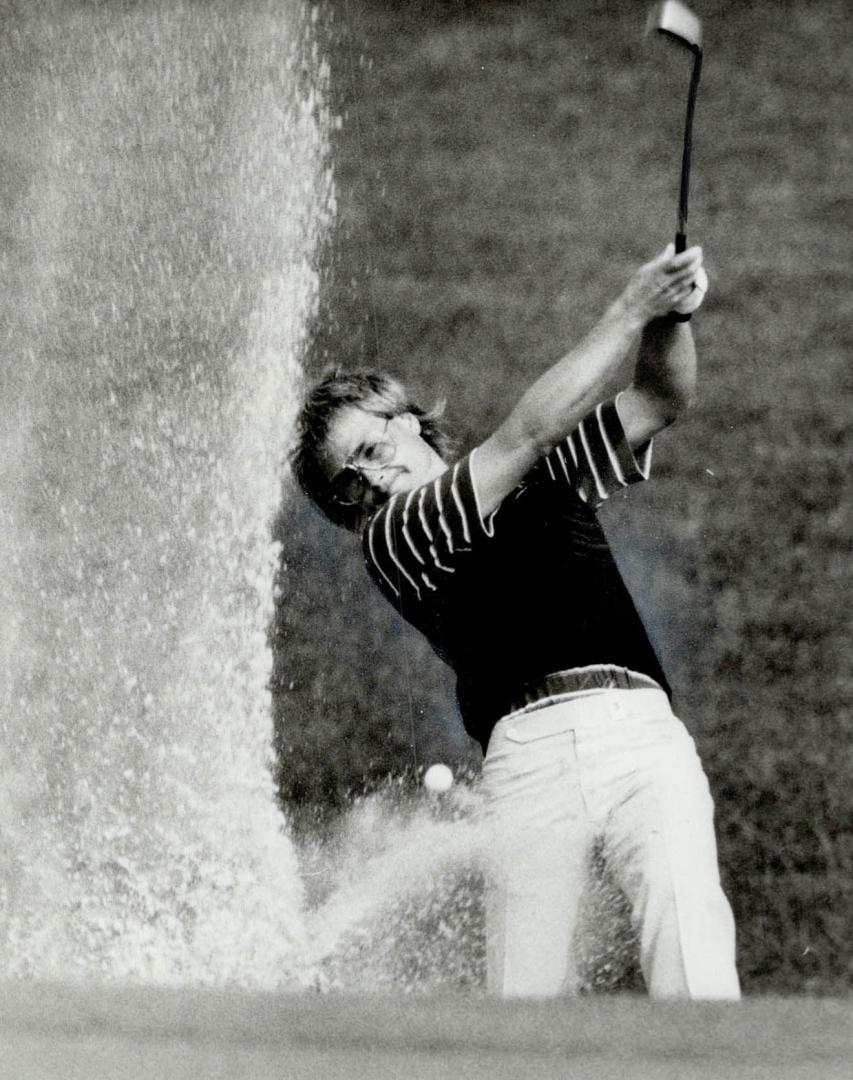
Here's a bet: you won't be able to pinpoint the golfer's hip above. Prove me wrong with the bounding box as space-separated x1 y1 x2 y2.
487 686 673 750
483 686 696 811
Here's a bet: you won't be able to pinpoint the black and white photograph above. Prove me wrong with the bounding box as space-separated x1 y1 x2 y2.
1 1 850 1075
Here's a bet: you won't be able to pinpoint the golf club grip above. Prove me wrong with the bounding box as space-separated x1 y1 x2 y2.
673 231 692 320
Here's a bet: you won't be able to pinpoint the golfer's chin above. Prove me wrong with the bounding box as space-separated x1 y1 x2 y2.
385 465 434 498
387 472 419 497
399 456 449 492
366 461 448 509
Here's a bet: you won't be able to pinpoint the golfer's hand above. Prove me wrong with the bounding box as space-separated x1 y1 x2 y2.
619 244 704 323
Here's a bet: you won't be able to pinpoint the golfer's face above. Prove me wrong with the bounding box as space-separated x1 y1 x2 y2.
323 406 447 513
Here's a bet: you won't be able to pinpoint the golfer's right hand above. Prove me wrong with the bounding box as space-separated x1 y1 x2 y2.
620 244 704 323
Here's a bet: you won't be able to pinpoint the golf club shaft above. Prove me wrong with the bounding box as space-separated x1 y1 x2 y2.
675 48 702 252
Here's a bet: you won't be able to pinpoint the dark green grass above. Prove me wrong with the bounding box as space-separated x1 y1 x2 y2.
275 0 853 992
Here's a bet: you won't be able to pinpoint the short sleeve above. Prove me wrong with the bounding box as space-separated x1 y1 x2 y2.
539 395 652 508
362 455 489 602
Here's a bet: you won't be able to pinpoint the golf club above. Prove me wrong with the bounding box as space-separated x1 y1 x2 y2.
647 1 703 256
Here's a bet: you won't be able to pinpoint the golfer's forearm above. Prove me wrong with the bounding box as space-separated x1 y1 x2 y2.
472 247 702 517
617 318 697 446
638 317 697 413
508 246 703 455
506 298 645 457
472 299 643 516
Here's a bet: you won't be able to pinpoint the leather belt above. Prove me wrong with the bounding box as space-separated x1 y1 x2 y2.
504 666 661 718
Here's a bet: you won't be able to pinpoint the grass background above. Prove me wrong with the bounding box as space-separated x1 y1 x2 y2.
274 0 852 993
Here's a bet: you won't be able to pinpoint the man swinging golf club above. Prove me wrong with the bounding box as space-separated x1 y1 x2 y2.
291 4 740 1000
292 242 740 999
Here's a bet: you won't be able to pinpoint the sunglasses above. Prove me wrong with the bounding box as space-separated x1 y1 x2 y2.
329 417 397 508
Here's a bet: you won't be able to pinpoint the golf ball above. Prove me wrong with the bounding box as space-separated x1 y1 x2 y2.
673 265 708 315
423 763 454 794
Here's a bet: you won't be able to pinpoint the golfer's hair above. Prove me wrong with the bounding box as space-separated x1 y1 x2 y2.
290 368 453 532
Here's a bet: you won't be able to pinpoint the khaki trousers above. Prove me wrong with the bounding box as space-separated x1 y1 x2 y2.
483 688 740 999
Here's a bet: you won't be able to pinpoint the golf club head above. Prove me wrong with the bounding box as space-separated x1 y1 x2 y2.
647 0 702 53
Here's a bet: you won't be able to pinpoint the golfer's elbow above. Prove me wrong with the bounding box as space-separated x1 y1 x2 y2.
619 377 696 447
681 378 698 414
632 356 698 430
495 406 551 465
649 380 697 432
660 377 697 422
500 390 556 459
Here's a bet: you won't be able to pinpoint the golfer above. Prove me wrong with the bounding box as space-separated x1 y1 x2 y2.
292 243 740 1000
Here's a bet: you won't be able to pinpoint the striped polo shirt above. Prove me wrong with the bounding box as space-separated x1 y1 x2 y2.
362 397 670 750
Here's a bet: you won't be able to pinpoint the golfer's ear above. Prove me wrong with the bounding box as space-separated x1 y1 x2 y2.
399 411 422 434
